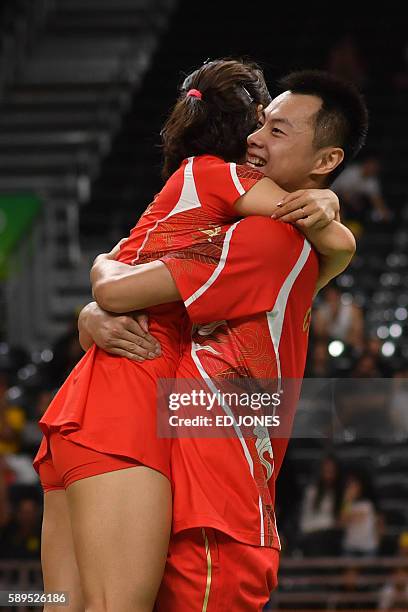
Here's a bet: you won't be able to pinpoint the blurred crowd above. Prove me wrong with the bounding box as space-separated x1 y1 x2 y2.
276 453 408 609
0 313 83 562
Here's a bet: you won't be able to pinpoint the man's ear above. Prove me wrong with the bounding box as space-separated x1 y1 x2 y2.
312 147 344 178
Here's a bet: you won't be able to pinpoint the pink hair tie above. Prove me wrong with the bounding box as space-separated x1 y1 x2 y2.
186 88 202 100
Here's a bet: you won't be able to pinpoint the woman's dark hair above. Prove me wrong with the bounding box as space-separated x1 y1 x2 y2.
313 454 344 518
161 58 271 180
346 468 378 508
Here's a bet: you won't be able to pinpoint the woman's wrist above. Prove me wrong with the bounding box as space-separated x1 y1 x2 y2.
78 302 97 351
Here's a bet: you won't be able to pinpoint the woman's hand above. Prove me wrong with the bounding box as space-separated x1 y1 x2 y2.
78 302 161 362
272 189 340 229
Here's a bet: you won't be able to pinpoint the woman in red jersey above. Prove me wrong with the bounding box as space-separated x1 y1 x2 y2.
33 59 345 611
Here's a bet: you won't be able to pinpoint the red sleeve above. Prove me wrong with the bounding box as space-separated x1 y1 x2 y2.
161 216 319 323
193 156 264 221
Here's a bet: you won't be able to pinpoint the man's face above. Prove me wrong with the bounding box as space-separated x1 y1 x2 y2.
246 91 324 190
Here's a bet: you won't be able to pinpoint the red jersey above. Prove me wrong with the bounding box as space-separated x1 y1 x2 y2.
118 155 262 264
161 216 319 549
33 156 262 477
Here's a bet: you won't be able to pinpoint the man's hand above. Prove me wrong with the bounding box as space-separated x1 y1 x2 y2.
272 189 340 229
78 302 161 362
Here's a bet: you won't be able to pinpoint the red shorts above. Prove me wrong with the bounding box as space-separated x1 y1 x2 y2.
38 431 140 493
154 528 279 611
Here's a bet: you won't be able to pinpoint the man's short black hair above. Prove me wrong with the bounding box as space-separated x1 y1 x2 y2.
278 70 368 181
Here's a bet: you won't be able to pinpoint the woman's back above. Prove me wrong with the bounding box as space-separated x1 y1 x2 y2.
34 154 262 475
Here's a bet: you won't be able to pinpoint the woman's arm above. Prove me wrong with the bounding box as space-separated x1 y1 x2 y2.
235 180 340 228
91 258 181 314
234 177 287 216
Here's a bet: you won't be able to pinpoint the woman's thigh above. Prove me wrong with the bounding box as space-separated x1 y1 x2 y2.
66 465 172 612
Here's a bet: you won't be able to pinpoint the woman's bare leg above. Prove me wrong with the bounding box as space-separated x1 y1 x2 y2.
66 466 172 612
41 490 85 611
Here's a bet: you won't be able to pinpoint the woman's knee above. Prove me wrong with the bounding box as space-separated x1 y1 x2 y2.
41 491 85 610
84 588 156 612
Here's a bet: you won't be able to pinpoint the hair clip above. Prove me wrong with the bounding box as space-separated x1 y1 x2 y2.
242 86 254 103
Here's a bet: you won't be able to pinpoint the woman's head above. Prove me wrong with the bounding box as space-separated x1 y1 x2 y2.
345 469 377 505
320 455 340 486
161 58 271 179
314 454 344 515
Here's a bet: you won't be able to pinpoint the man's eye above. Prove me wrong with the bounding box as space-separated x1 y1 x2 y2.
256 121 264 129
272 127 284 135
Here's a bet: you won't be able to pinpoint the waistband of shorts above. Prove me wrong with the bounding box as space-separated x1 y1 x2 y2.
172 514 281 550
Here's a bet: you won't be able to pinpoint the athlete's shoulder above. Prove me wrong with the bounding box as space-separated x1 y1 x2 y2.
238 215 303 240
234 216 309 260
190 154 232 175
235 164 264 183
193 156 263 177
193 154 227 166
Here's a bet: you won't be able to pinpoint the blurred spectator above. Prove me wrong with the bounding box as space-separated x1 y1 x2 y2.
299 454 344 556
334 566 372 610
0 456 10 528
305 340 334 377
397 531 408 558
327 34 368 88
0 371 26 455
42 311 84 389
378 566 408 610
334 360 392 439
351 353 384 378
275 453 301 554
332 151 391 223
21 389 54 454
340 471 380 556
390 368 408 439
312 286 365 354
0 497 41 559
393 41 408 89
365 337 394 378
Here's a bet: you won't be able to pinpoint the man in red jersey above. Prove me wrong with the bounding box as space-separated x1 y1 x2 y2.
154 213 319 610
81 70 367 610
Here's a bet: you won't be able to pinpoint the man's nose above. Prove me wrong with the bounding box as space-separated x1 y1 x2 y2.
247 126 265 149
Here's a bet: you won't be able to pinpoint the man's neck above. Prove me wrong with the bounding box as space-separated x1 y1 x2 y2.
292 176 325 191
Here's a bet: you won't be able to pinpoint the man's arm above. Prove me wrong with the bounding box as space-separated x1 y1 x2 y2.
78 301 162 360
299 220 356 295
78 303 96 351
